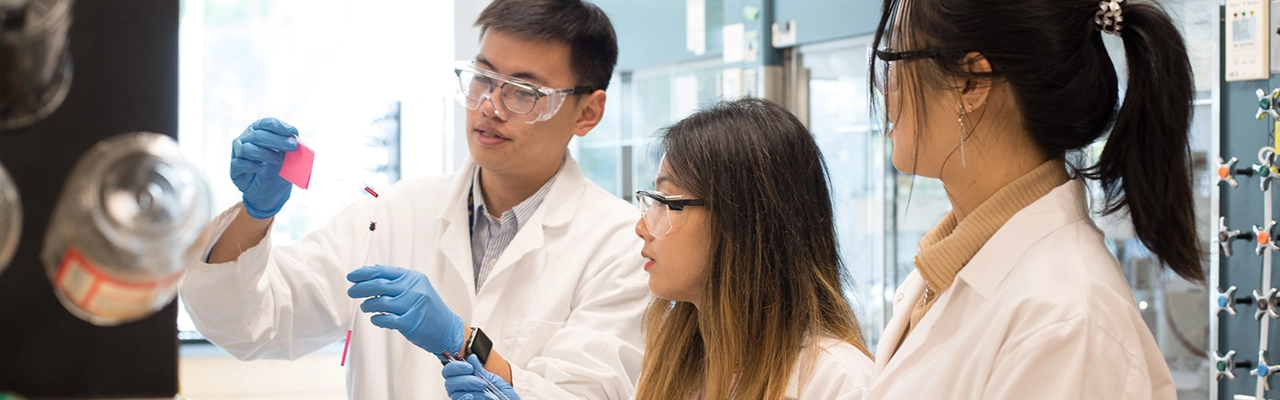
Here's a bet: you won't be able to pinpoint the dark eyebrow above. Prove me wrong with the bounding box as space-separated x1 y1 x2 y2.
474 55 549 86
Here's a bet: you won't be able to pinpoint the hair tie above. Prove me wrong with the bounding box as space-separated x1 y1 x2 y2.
1094 0 1124 36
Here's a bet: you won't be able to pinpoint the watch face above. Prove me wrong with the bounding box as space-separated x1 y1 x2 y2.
469 327 493 365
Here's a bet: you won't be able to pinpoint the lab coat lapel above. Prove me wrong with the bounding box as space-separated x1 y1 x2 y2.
437 159 479 293
876 277 957 380
954 180 1090 297
876 180 1090 380
875 271 925 372
475 156 585 297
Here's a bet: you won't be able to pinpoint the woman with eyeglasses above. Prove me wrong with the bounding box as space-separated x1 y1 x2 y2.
864 0 1195 398
442 98 873 399
630 98 874 399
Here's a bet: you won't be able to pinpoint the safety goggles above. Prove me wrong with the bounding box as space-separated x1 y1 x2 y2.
635 190 704 238
454 61 596 124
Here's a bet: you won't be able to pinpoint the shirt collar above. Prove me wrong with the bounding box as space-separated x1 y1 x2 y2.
469 159 563 229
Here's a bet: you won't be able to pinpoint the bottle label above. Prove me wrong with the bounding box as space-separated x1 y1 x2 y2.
54 246 182 320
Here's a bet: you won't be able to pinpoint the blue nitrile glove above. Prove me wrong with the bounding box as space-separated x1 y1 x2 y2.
230 117 299 219
347 265 465 361
443 354 520 400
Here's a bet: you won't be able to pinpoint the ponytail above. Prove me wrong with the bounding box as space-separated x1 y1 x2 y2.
870 0 1205 282
1084 3 1203 282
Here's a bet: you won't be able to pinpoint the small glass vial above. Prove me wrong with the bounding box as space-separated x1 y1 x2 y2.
0 160 19 275
42 132 210 326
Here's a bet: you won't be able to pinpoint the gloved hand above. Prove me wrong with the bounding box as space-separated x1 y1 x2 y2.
443 354 520 400
347 265 465 361
230 117 299 219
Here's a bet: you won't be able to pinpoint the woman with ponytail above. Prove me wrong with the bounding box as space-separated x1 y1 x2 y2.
865 0 1194 397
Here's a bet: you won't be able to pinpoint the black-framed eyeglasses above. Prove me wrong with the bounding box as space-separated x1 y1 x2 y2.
635 190 704 237
870 48 945 93
636 190 704 210
874 48 943 62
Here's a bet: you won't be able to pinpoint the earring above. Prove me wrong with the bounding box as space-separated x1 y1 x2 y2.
957 105 968 168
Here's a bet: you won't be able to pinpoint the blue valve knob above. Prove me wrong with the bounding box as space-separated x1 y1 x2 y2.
1215 286 1253 317
1253 351 1280 390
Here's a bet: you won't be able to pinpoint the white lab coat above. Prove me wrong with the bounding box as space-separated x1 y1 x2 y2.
180 156 652 399
782 336 874 399
867 180 1176 399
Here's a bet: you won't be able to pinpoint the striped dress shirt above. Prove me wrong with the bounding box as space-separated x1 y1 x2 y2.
468 166 557 291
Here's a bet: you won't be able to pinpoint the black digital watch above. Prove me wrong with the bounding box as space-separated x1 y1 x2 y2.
442 327 493 366
465 326 493 365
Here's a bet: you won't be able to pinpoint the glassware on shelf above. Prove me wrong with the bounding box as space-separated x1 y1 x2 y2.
42 132 210 326
0 160 19 276
0 0 73 130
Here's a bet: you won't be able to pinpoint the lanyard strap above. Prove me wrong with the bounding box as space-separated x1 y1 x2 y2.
468 186 476 236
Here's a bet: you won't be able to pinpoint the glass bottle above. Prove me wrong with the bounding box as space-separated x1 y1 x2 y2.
42 132 210 326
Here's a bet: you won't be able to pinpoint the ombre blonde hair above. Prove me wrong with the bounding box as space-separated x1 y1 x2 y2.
635 99 871 400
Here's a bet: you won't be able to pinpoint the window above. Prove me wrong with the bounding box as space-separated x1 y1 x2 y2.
176 0 454 340
794 37 918 349
571 58 725 199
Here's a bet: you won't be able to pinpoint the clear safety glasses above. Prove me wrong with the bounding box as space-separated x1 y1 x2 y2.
635 190 704 238
454 62 596 124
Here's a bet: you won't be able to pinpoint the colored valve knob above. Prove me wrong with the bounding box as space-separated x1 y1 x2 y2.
1215 286 1255 317
1220 216 1255 257
1259 88 1280 120
1218 156 1256 189
1256 351 1280 390
1214 350 1255 381
1256 221 1279 255
1254 149 1278 192
1256 288 1280 320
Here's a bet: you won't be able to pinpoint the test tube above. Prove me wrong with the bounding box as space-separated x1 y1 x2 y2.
341 185 380 367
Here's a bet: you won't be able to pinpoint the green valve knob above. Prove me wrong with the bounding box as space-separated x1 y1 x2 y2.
1257 88 1280 120
1219 360 1229 371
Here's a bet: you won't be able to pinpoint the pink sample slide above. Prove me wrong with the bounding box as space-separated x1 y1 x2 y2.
280 141 315 189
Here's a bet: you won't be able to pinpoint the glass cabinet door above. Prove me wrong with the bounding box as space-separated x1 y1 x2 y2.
797 38 911 349
629 60 725 192
571 58 725 199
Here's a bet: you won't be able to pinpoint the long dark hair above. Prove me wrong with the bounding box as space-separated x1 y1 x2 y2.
870 0 1203 282
635 98 870 399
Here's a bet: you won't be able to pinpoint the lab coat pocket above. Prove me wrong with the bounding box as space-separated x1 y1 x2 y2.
501 319 567 366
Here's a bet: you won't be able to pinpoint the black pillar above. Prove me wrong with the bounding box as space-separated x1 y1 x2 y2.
0 0 181 397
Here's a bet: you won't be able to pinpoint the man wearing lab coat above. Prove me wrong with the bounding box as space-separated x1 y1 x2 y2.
180 1 650 398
